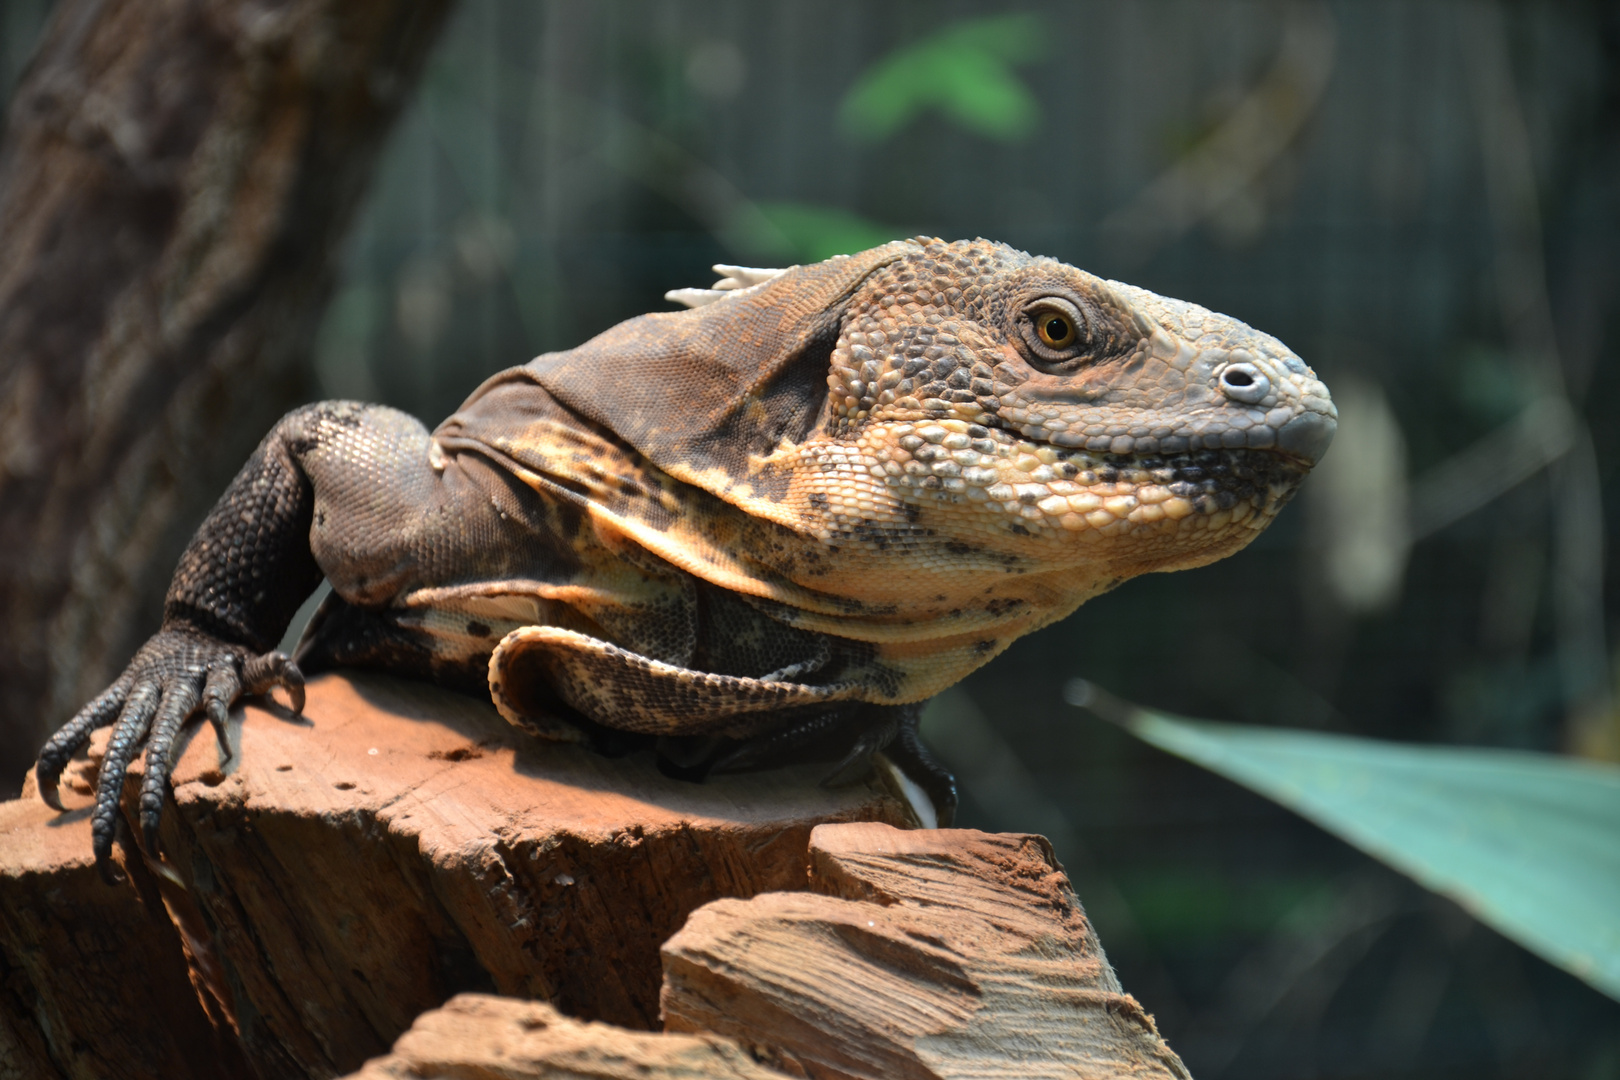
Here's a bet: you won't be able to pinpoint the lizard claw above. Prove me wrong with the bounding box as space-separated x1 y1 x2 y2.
202 662 237 762
34 627 271 880
36 679 130 811
242 650 304 715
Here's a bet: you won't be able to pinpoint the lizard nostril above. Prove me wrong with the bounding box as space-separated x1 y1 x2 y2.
1219 363 1269 404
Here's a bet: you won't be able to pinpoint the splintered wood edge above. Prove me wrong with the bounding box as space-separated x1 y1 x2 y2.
658 821 1193 1080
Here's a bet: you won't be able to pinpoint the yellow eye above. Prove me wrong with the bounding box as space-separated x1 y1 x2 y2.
1037 311 1076 348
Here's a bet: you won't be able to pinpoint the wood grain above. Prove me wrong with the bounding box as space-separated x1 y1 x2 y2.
661 822 1192 1079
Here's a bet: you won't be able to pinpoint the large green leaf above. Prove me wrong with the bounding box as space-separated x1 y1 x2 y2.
1066 679 1620 1001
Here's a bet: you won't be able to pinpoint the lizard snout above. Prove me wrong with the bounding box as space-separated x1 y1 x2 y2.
1210 349 1336 467
1277 409 1336 466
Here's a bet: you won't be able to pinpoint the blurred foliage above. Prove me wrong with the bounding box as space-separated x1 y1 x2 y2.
747 200 900 262
1072 680 1620 1002
1115 869 1334 946
837 14 1049 143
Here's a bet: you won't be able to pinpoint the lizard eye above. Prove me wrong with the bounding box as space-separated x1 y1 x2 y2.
1037 312 1076 348
1018 297 1090 366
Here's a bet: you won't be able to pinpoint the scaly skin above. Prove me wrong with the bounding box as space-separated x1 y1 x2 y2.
36 238 1335 877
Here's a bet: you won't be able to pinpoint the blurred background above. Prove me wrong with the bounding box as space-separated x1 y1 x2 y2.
4 1 1618 1076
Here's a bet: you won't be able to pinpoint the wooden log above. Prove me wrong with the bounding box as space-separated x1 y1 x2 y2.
660 822 1192 1079
4 671 911 1080
345 993 785 1080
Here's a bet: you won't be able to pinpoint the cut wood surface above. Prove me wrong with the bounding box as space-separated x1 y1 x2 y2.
346 993 784 1080
661 822 1192 1080
3 671 911 1080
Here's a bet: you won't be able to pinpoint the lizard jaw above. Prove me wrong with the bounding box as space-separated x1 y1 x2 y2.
883 420 1310 559
789 414 1312 571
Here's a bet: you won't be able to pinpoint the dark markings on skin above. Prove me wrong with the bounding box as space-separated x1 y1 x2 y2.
467 621 491 638
972 639 997 656
846 524 891 552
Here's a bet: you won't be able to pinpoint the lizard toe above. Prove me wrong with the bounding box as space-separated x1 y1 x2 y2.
138 672 203 857
94 682 162 882
881 716 959 828
36 678 130 811
201 661 241 761
241 650 304 714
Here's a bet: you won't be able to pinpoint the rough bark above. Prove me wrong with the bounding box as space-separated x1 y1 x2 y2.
345 994 787 1080
660 822 1193 1079
0 0 455 795
0 671 912 1080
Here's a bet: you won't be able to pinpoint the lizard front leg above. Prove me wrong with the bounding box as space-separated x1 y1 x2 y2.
35 402 441 878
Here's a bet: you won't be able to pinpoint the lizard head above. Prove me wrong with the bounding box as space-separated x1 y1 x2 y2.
553 236 1332 617
808 237 1336 583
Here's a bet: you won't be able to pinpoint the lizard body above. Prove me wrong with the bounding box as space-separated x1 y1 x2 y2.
35 238 1336 874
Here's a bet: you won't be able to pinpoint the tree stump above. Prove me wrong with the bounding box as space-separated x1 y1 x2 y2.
3 673 1191 1080
1 672 912 1079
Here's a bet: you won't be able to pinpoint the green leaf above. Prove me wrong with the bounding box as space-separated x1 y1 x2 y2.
746 201 903 263
839 14 1048 143
1069 681 1620 1001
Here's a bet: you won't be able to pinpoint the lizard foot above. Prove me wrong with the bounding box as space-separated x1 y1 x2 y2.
35 627 304 881
704 702 956 827
701 701 902 778
880 714 959 828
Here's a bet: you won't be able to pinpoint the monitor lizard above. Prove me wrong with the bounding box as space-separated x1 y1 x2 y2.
33 238 1336 877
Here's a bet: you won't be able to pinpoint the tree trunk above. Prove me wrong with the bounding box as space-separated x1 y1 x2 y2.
0 0 455 793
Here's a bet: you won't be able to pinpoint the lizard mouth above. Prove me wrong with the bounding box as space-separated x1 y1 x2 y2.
870 417 1317 556
973 444 1311 542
